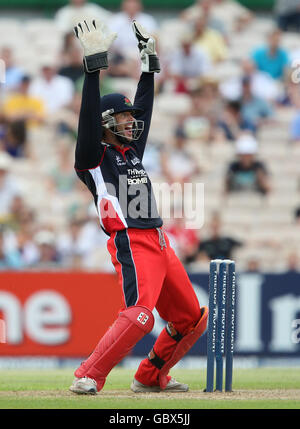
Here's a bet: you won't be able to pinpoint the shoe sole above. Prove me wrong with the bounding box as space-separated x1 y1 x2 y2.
69 386 97 395
131 383 189 393
164 386 189 392
130 383 161 393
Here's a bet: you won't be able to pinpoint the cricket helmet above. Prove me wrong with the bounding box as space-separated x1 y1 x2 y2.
101 93 144 143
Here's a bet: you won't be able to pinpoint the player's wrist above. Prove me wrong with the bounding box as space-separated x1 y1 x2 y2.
83 51 108 73
141 53 160 73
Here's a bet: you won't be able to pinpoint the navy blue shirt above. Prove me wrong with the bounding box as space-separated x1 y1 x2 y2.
74 71 162 236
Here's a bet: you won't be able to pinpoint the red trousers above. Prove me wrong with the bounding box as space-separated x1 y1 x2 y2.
107 227 201 386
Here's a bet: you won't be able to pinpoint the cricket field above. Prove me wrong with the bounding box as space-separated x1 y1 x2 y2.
0 367 299 409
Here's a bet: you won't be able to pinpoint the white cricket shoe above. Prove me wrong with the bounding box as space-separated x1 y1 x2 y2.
69 377 97 395
131 377 189 393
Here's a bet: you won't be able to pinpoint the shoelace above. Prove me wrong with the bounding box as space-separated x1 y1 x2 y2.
156 228 167 250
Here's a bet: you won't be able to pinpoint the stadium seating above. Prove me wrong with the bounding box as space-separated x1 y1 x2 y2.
0 10 299 273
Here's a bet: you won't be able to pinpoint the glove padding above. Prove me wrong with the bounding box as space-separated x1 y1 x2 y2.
132 20 160 73
74 20 117 72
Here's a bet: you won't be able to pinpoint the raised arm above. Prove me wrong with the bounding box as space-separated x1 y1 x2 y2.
132 72 154 158
131 21 160 159
75 72 103 170
73 20 116 170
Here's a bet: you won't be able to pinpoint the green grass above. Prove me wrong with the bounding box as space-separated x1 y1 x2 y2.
0 368 300 409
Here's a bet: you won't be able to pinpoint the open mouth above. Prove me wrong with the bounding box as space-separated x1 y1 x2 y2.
124 126 133 138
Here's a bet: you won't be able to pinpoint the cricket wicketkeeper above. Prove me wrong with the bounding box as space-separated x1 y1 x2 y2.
69 19 208 395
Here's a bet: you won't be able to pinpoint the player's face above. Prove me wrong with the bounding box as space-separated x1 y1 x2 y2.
115 111 135 141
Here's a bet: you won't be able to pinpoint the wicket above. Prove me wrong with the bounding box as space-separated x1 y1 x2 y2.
206 259 236 392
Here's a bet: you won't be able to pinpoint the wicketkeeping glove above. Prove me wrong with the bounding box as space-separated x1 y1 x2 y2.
74 20 117 73
132 20 160 73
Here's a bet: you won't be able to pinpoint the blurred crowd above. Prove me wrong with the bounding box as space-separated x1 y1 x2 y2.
0 0 300 273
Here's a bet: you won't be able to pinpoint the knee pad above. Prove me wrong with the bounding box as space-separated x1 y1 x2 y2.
75 305 154 390
121 305 154 335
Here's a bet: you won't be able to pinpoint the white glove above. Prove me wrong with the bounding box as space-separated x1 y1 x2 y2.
74 20 117 72
132 20 160 73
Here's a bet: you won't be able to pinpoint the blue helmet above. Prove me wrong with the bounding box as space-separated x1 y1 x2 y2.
101 93 143 116
101 93 144 143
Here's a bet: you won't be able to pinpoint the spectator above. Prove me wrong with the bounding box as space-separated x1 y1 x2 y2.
109 0 158 59
225 134 271 195
15 226 39 268
274 0 300 32
0 152 21 222
54 0 112 34
165 216 199 263
0 47 24 93
168 32 211 93
58 44 84 84
56 217 86 268
2 75 45 128
57 208 111 270
105 1 158 79
3 198 39 267
78 206 112 271
240 76 274 134
181 0 226 36
193 14 228 63
241 59 280 102
52 92 82 141
161 126 200 185
217 100 256 141
220 59 281 103
180 82 221 141
285 251 300 273
7 195 35 231
33 229 61 269
7 199 38 263
212 0 253 32
181 0 252 33
0 225 24 270
0 119 27 158
252 29 290 80
58 31 79 66
187 212 243 262
106 51 138 79
1 78 43 156
47 142 77 194
29 63 74 114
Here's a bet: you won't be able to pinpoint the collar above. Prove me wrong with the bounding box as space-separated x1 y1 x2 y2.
101 141 131 156
115 145 131 156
